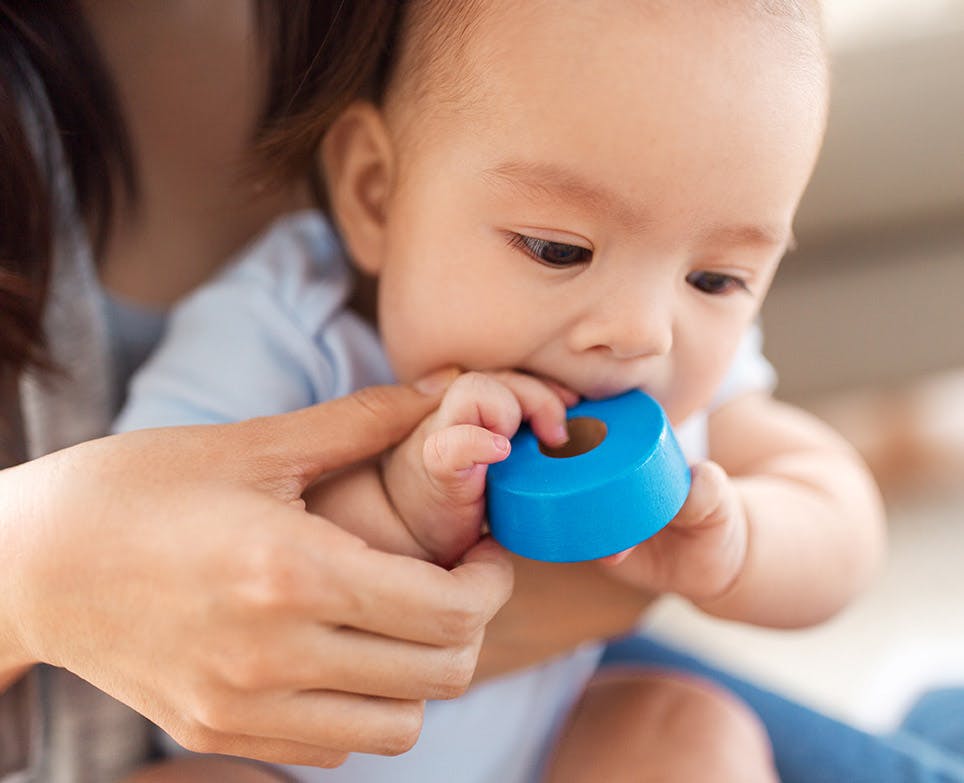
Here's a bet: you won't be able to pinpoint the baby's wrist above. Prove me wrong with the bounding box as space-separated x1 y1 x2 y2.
378 451 434 559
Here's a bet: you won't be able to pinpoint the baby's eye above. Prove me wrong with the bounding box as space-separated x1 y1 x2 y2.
686 270 749 296
508 233 592 268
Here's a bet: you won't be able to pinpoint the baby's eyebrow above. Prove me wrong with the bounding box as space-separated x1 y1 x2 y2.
703 224 794 250
481 159 652 234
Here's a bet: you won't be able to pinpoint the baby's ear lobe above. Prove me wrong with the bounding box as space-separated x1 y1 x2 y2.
321 101 395 276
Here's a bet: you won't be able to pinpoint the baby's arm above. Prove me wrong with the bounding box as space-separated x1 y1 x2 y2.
608 392 885 628
306 371 573 567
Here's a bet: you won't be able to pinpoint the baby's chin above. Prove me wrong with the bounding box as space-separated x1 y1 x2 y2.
573 377 655 402
579 384 642 402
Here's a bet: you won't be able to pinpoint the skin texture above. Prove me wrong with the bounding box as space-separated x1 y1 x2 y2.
0 378 515 766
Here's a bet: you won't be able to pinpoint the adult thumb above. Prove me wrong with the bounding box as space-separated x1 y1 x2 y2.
253 368 461 486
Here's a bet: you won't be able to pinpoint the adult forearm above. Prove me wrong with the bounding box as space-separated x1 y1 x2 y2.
700 450 885 628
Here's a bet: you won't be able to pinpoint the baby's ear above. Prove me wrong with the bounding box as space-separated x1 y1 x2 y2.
321 101 394 276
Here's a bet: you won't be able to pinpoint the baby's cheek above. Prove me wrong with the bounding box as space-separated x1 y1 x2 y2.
674 344 743 416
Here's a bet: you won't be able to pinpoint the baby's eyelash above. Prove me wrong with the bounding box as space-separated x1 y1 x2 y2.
685 270 752 296
507 233 593 268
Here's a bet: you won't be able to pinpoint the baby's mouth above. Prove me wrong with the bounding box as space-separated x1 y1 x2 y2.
515 367 651 405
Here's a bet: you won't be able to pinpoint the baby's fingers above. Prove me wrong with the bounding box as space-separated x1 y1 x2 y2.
487 371 570 447
423 425 511 486
671 461 738 531
434 372 524 439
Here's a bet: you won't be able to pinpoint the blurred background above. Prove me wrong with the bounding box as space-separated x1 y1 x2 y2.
651 0 964 731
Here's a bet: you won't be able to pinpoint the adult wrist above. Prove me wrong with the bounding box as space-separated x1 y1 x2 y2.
0 465 43 681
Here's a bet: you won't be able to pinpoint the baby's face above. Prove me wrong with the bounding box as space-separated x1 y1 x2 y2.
370 1 826 424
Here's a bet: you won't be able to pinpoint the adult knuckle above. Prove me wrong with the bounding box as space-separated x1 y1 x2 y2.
378 703 424 756
434 645 479 699
323 564 365 621
239 542 304 612
314 750 351 769
437 601 483 643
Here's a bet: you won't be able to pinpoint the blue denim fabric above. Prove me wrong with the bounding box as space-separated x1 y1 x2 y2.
600 635 964 783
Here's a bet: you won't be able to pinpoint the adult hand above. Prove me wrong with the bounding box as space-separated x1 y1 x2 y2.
0 371 513 767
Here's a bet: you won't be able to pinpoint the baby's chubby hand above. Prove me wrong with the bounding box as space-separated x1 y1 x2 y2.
384 370 577 567
602 461 749 604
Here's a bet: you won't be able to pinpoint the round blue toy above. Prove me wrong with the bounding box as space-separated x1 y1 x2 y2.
486 390 691 562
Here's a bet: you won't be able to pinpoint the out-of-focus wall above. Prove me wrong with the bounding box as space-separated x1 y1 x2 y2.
761 1 964 400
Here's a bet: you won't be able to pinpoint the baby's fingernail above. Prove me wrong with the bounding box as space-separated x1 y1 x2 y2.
553 424 570 445
492 435 510 453
413 367 460 395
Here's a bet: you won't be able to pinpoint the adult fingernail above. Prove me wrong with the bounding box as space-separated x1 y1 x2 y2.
414 367 461 395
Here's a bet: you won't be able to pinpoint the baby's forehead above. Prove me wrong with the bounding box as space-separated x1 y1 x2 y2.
382 0 825 120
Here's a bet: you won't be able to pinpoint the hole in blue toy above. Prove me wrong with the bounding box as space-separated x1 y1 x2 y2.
539 417 607 458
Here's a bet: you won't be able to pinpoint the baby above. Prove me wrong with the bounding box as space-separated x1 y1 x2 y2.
116 1 884 781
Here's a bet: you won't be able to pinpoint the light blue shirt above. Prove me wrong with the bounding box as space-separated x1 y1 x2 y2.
115 212 392 433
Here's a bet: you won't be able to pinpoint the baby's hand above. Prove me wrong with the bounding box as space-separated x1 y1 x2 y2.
384 371 575 567
602 462 749 603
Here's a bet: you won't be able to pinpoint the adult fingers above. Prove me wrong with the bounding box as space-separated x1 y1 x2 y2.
248 369 461 487
170 731 351 768
320 537 514 646
169 691 424 768
179 692 425 759
213 617 484 701
279 625 485 700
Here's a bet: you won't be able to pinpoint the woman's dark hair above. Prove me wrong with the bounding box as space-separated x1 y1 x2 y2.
0 0 402 437
0 1 134 378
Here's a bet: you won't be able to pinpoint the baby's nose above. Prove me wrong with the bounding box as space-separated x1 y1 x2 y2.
571 296 673 360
